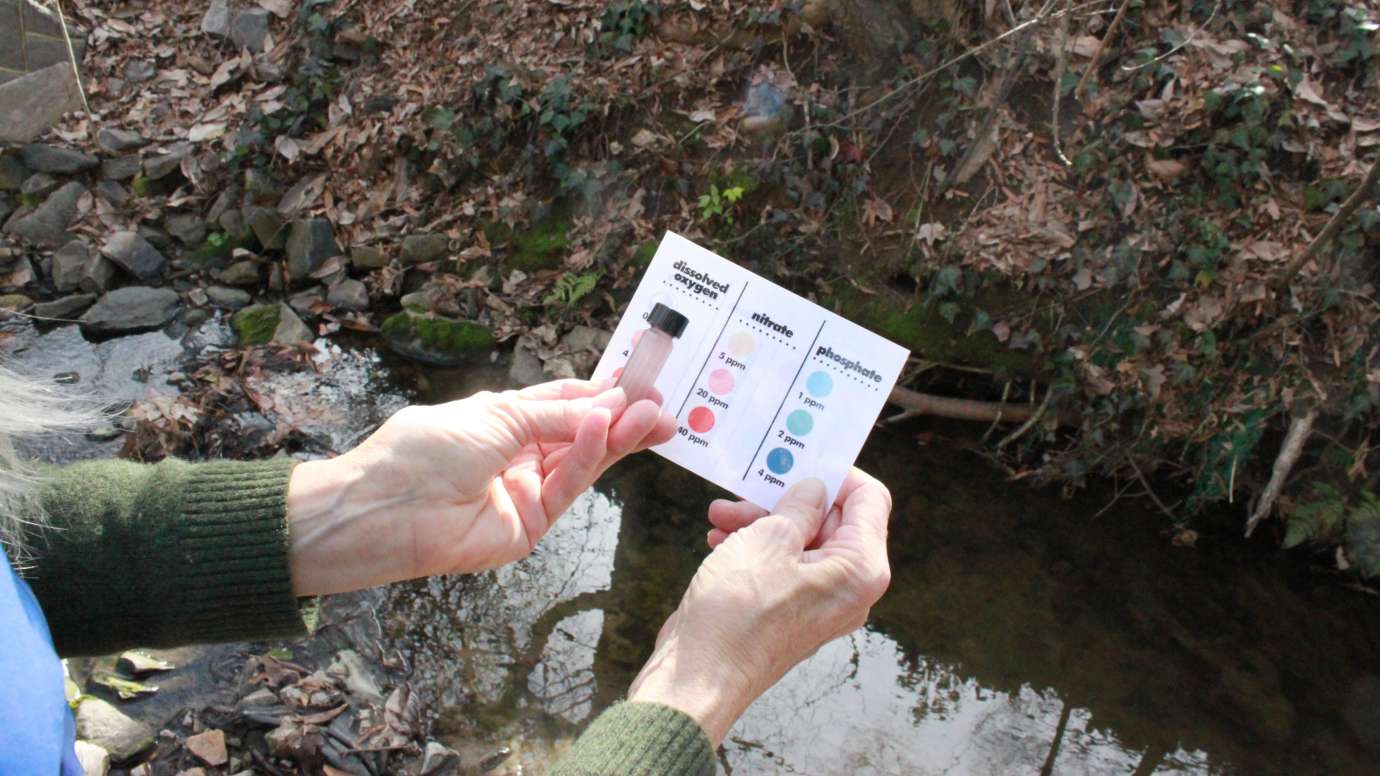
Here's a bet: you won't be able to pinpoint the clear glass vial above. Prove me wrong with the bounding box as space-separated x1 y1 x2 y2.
617 302 689 403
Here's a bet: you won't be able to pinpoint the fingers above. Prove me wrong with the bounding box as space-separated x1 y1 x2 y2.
497 387 628 445
513 378 612 401
707 498 768 533
767 478 829 551
606 400 667 459
539 407 613 520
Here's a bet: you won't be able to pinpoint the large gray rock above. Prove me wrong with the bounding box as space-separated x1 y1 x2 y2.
285 218 339 280
50 239 89 291
21 144 98 175
81 255 116 294
230 9 272 53
165 213 208 246
94 180 130 207
205 285 251 309
21 172 59 198
74 698 155 762
100 231 167 280
96 128 149 153
3 181 85 246
33 292 96 319
400 233 449 265
0 155 26 191
216 260 261 287
80 287 180 337
0 63 84 145
100 156 142 182
246 206 285 250
143 142 192 180
201 0 233 37
350 245 388 270
326 278 369 311
232 302 312 345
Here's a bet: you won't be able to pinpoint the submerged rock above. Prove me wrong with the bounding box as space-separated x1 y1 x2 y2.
75 698 154 762
33 293 96 319
232 302 313 345
80 287 180 337
381 309 495 366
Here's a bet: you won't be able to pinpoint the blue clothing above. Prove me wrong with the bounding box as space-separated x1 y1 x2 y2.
1 555 81 775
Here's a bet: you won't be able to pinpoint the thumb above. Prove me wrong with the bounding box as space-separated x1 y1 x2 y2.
767 478 829 552
497 387 629 445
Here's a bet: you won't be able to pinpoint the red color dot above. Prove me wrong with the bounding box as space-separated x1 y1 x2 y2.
688 406 715 433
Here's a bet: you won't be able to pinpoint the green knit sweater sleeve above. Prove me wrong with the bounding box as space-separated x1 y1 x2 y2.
548 701 715 776
23 456 313 657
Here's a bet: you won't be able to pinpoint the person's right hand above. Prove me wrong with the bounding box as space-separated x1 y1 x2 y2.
626 468 892 746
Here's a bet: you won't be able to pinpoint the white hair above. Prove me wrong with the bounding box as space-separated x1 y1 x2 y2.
0 364 102 564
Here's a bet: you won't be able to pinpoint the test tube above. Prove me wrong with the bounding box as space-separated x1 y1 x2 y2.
617 302 689 403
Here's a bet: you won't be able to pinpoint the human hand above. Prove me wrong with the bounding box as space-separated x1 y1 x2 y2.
626 469 892 746
286 379 676 595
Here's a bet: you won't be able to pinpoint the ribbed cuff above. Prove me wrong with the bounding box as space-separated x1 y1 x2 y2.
162 457 314 644
549 701 714 776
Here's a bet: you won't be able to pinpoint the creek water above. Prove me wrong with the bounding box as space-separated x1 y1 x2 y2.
7 321 1380 775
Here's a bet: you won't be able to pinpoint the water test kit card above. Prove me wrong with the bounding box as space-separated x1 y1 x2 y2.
592 232 910 510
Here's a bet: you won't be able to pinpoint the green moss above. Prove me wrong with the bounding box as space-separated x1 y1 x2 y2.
232 303 282 346
831 285 1038 375
181 233 243 269
631 239 658 267
381 310 496 366
485 214 572 272
20 193 42 209
131 175 153 197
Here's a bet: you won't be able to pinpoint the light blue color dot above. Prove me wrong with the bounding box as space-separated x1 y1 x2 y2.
806 370 833 397
767 447 794 475
786 410 814 436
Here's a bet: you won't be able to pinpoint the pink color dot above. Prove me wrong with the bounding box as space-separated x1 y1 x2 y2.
707 368 735 395
688 406 715 433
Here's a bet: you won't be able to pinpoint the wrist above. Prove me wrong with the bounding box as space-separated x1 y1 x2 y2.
286 455 396 596
627 644 757 748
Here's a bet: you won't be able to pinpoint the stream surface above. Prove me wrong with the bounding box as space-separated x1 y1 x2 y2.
7 322 1380 775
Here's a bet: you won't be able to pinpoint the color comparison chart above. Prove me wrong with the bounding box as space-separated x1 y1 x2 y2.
592 232 910 510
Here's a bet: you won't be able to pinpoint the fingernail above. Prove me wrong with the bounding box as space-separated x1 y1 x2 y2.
787 477 827 509
593 387 627 409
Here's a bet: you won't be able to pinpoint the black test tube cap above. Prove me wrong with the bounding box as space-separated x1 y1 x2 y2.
648 303 689 339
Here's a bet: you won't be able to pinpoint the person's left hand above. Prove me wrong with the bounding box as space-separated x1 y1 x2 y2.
286 379 675 595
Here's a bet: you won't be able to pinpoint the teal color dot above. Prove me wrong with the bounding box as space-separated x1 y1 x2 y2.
806 370 833 397
766 447 794 475
786 410 814 436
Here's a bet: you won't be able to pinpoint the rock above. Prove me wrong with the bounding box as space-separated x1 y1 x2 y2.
74 740 111 776
81 256 116 294
136 224 175 253
1 254 33 289
21 172 59 198
0 293 33 311
246 206 285 250
400 233 449 265
207 187 239 224
123 59 156 84
509 344 545 386
187 287 209 307
0 155 26 191
381 310 496 366
238 688 279 707
79 287 180 337
543 355 579 380
327 650 385 703
350 244 388 270
287 286 323 318
144 143 192 180
0 63 85 145
740 80 792 135
94 181 131 207
176 769 207 776
100 231 167 280
420 741 460 776
0 195 11 225
74 698 155 762
219 207 253 244
216 260 261 287
562 325 612 353
363 94 398 114
206 286 252 309
51 240 89 291
243 168 279 202
20 144 98 175
96 128 149 153
3 182 85 246
399 291 431 311
33 293 96 319
285 218 340 280
230 9 272 52
326 278 369 311
101 156 143 182
165 213 208 246
185 729 228 767
232 302 313 345
117 651 174 676
201 0 233 38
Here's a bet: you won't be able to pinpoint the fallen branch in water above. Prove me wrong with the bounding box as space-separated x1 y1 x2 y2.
1245 406 1318 538
886 385 1078 428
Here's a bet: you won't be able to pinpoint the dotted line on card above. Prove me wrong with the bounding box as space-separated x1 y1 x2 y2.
736 318 798 350
661 279 721 311
810 356 884 393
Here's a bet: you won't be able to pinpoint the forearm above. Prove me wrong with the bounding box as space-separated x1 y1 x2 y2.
547 701 715 776
24 457 313 656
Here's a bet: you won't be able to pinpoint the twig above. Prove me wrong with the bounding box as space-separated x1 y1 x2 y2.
952 11 1034 186
1050 0 1074 167
1245 406 1318 538
1126 454 1178 521
980 381 1013 442
1073 0 1130 99
997 386 1055 448
47 0 93 125
1121 0 1221 72
1276 156 1380 287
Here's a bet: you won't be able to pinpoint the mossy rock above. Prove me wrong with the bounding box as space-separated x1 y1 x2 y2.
631 239 658 267
180 233 244 270
232 303 283 346
381 310 496 366
830 285 1038 376
485 216 571 272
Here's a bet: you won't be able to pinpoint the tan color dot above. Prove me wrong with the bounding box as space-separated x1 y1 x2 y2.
727 330 755 358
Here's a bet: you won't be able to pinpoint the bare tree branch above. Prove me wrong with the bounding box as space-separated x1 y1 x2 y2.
1277 156 1380 286
1073 0 1131 99
1245 407 1318 538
